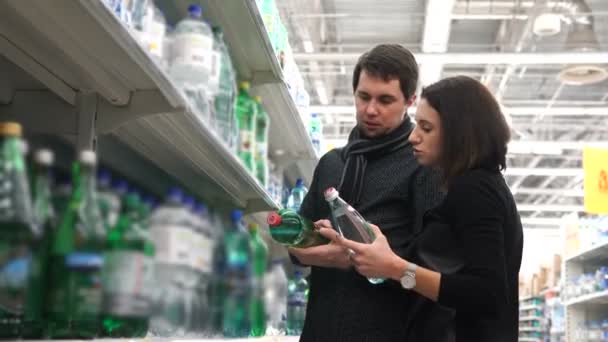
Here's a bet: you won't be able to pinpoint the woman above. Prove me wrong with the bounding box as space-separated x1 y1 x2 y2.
319 76 523 342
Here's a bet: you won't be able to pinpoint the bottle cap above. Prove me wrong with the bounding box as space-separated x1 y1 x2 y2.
187 4 202 17
168 187 184 203
231 209 243 222
79 150 97 166
295 178 304 188
324 187 339 201
254 96 262 103
249 223 259 233
267 212 282 226
34 149 54 166
239 81 250 90
0 122 22 137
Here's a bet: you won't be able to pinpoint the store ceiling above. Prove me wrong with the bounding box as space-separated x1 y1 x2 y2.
278 0 608 229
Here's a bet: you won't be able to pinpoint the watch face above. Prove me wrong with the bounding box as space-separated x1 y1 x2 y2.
401 274 416 289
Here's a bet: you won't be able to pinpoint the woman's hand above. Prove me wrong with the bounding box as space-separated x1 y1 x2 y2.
318 224 407 281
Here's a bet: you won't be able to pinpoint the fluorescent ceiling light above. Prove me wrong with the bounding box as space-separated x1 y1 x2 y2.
314 80 328 105
303 40 314 53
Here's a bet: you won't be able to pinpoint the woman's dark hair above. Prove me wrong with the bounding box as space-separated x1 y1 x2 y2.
421 76 511 186
352 44 419 99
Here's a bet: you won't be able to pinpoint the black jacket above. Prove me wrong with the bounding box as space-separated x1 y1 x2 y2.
296 142 443 342
406 169 523 342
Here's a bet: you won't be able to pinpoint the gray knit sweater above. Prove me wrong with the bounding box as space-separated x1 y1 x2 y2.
297 141 444 342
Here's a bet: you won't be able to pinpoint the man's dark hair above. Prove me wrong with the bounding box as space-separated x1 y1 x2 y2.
421 76 511 186
352 44 419 99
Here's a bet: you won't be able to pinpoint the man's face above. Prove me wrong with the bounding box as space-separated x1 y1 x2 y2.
354 70 414 138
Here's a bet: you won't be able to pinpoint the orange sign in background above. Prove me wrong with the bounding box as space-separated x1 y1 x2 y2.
583 147 608 214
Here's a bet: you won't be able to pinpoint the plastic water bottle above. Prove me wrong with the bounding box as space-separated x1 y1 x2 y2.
324 187 384 284
253 96 270 187
212 27 238 152
222 210 252 337
235 82 258 173
264 260 288 335
190 203 213 333
286 178 307 212
130 0 167 66
148 188 192 336
249 224 268 337
169 4 214 87
267 209 328 248
310 113 322 155
97 171 125 231
207 211 226 335
286 271 308 335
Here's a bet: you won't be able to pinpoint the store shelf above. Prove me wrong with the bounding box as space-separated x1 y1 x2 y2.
564 290 608 307
565 240 608 263
519 327 543 332
157 0 318 185
520 304 542 311
520 316 543 322
519 338 542 342
0 0 280 212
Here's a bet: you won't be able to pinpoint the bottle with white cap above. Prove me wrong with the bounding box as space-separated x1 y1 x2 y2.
22 149 56 338
324 187 384 284
46 149 106 338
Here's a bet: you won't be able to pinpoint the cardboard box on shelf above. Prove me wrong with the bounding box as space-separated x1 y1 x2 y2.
547 254 562 288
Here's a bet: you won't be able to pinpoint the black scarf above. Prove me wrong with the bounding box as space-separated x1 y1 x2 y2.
338 118 414 206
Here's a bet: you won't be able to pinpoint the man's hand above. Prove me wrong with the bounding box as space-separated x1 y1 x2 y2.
289 243 352 269
288 219 351 269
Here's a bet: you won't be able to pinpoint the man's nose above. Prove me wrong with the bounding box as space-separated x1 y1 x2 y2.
366 99 379 115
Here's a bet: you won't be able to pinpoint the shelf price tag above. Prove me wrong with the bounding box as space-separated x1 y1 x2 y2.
584 147 608 214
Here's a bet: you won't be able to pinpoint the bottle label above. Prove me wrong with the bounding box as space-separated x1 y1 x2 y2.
288 292 307 306
239 130 254 153
49 252 103 316
209 51 221 88
150 225 191 266
171 33 214 71
102 251 153 317
98 192 121 229
0 242 31 318
256 142 267 159
147 22 166 58
190 232 213 274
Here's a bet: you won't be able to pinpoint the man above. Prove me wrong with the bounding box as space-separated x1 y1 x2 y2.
289 44 444 341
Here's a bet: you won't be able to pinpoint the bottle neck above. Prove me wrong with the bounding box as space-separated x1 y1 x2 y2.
33 165 54 222
2 136 26 173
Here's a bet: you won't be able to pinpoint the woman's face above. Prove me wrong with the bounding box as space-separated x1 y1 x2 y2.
408 98 443 167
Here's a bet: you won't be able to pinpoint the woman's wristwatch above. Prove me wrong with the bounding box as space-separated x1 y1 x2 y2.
400 262 418 290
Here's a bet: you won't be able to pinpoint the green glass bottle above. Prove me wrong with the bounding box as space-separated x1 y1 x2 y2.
101 191 154 337
0 122 37 338
248 223 268 337
23 149 56 338
267 209 329 248
236 81 257 173
46 150 105 338
253 96 270 187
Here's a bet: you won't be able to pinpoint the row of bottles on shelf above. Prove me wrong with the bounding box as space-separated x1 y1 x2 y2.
578 215 608 252
101 0 323 160
563 266 608 301
0 121 309 338
572 320 608 342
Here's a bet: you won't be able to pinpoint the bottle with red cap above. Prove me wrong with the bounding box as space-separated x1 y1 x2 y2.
266 209 328 248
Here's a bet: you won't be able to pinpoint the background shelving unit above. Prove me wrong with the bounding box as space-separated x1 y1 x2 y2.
0 0 316 213
564 240 608 341
519 295 545 342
